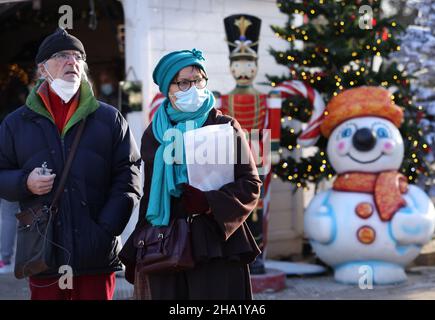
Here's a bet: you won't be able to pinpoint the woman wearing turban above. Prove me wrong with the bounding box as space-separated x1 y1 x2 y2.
120 49 262 300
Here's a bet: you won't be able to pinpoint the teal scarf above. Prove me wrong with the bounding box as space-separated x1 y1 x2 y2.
146 90 215 226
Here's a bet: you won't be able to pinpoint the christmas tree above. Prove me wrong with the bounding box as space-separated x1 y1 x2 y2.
392 0 435 196
267 0 434 190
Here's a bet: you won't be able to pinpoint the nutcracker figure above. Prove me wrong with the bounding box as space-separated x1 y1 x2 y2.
215 14 282 274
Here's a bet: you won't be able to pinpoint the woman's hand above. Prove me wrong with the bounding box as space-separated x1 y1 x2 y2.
181 184 211 215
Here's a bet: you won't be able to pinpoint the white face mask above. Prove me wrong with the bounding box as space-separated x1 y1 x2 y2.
44 64 81 103
172 86 208 112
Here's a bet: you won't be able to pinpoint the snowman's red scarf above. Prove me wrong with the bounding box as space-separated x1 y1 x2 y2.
333 171 408 221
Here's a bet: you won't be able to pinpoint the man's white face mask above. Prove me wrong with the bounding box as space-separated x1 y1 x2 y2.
44 63 81 103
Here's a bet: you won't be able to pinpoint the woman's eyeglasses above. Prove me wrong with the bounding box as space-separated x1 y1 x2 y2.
49 51 86 62
171 78 208 92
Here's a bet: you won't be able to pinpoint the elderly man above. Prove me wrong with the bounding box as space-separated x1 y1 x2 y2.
0 28 141 300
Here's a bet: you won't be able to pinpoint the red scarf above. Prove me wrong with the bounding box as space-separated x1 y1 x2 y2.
37 81 80 133
333 171 408 221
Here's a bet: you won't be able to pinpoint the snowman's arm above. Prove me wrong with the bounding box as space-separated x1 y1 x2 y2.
304 190 336 244
391 185 435 245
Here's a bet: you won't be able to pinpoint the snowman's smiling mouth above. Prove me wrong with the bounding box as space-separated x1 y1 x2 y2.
346 152 385 164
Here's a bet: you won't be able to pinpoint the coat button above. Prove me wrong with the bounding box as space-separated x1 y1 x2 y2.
57 221 61 227
81 201 87 206
64 188 68 193
357 226 376 244
355 202 373 219
50 150 55 154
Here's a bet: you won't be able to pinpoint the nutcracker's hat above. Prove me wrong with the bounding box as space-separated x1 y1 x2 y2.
224 14 261 60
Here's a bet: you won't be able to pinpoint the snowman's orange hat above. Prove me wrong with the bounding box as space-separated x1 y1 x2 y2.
320 86 404 138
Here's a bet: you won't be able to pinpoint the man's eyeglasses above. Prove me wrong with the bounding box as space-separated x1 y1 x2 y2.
50 51 86 62
171 78 208 92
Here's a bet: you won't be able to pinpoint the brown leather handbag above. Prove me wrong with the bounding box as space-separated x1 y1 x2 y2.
134 218 194 274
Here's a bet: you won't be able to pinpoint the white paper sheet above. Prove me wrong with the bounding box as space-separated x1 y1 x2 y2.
183 123 235 191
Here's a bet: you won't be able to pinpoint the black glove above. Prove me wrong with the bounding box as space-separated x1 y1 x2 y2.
181 184 210 215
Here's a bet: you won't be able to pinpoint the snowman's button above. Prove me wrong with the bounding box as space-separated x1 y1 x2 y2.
357 226 376 244
355 202 373 219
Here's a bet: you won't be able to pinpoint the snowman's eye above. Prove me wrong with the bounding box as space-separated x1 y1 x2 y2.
376 127 389 138
341 128 353 138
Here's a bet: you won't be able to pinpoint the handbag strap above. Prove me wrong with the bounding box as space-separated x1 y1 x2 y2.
50 118 87 212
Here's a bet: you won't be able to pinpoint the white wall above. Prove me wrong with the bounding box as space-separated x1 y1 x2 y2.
146 0 289 112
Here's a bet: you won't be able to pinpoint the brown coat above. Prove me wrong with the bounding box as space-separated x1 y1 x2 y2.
119 108 262 294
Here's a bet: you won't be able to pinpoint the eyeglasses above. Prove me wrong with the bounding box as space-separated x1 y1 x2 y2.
171 78 208 92
50 51 86 62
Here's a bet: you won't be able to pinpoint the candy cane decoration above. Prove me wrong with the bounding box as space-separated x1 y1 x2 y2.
274 80 325 147
148 92 166 121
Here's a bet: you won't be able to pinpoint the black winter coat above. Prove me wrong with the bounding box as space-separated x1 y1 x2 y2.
0 89 142 276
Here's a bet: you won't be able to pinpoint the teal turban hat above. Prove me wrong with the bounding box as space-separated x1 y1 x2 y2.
152 48 207 97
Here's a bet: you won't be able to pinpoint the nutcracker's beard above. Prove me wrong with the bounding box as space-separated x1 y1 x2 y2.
234 75 254 85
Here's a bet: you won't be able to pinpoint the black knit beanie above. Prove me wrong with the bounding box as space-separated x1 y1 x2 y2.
35 28 86 64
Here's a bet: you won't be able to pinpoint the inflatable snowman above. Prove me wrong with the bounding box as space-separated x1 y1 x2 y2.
302 86 435 285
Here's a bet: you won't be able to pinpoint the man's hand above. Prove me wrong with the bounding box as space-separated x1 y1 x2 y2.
26 167 56 195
